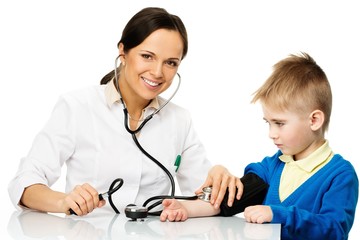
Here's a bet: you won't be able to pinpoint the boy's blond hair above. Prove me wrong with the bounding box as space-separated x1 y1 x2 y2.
251 52 332 132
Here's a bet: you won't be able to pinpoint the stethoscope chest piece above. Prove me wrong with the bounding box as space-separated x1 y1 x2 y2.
197 186 212 202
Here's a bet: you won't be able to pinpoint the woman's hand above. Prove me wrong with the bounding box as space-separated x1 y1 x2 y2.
21 183 105 215
160 199 189 222
195 165 243 209
63 183 106 216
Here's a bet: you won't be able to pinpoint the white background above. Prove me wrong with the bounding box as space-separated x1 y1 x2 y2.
1 0 359 239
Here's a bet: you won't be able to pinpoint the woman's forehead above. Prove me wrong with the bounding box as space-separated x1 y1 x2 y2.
136 29 183 59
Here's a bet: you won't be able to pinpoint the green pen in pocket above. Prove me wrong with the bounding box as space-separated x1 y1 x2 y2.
174 155 181 172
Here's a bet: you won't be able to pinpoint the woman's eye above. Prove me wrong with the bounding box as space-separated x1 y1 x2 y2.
141 54 152 60
166 60 179 67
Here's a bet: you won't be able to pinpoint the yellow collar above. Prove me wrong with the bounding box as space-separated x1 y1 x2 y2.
279 140 333 172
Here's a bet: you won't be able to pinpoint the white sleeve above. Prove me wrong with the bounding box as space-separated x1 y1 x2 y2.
176 116 212 195
8 96 76 209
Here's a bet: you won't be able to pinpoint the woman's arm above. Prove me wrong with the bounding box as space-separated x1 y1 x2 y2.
21 183 105 215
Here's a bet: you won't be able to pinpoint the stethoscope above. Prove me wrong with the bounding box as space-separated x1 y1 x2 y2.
69 55 211 217
113 55 207 220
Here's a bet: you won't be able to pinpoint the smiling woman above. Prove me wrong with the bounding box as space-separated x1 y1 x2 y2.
7 6 240 218
115 28 184 127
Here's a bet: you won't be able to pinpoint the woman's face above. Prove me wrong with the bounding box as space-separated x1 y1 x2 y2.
119 29 183 102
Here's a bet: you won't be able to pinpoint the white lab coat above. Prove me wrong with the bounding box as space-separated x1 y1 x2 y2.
8 82 212 214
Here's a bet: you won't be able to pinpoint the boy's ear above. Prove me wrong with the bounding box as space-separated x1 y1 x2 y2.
309 110 324 131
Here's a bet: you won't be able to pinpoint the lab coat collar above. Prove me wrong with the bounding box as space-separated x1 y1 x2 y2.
104 78 160 111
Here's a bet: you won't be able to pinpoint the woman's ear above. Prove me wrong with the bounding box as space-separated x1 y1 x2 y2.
309 110 324 131
118 43 126 64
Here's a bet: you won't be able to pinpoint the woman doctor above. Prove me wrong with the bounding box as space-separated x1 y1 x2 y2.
8 7 241 216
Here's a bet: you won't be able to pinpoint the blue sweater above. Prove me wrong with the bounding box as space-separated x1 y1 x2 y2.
245 151 358 240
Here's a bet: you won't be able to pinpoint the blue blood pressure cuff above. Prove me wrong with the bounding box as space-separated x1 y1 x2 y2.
219 173 269 217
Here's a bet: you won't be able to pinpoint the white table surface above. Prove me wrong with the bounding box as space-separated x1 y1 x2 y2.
7 210 281 239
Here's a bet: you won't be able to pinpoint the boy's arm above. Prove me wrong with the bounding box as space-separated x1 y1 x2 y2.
160 173 269 221
160 198 220 222
219 173 268 216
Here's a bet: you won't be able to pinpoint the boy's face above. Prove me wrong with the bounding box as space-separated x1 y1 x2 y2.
261 104 320 160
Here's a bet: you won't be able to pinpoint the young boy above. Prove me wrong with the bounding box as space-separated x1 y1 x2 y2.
160 52 358 240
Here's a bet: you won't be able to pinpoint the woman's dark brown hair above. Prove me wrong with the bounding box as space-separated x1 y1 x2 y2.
100 7 188 85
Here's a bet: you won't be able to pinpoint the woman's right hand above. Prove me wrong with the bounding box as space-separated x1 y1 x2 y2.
195 165 243 209
64 183 106 216
21 183 104 215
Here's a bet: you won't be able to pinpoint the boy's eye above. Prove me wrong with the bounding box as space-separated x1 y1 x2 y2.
275 122 284 126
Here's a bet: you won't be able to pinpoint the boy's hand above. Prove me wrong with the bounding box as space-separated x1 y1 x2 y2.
160 199 188 222
244 205 273 224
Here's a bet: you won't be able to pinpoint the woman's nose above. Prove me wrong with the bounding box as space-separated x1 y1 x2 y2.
151 61 164 78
